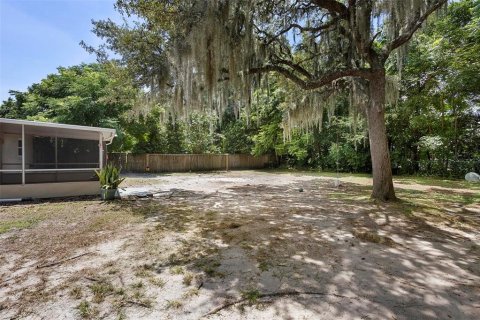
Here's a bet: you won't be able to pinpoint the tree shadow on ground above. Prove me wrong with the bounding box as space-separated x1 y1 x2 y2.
2 174 478 319
126 179 480 319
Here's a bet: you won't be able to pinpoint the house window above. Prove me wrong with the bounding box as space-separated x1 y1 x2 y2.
18 139 22 157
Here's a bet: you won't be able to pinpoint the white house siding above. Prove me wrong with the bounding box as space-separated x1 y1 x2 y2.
0 181 99 199
1 133 33 169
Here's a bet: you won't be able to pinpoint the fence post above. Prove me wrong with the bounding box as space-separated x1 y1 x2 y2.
145 154 150 172
226 154 229 171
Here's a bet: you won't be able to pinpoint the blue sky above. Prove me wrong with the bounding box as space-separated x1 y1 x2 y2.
0 0 122 101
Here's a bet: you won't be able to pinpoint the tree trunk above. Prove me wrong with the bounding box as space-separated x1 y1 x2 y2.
366 71 396 201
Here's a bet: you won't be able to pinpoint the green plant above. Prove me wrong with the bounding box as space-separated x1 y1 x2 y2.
148 277 166 288
241 289 261 304
77 301 92 318
90 281 114 303
95 164 125 190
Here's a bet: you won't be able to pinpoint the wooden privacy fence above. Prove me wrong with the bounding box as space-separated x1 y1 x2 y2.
108 153 273 173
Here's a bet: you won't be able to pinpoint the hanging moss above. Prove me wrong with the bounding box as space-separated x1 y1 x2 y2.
163 0 442 138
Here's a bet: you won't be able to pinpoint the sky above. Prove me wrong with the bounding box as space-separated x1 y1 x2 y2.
0 0 122 101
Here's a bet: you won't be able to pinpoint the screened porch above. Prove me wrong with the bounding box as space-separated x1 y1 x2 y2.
0 119 115 187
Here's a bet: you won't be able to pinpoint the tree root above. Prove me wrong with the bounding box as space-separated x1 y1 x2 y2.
202 290 360 317
36 252 95 269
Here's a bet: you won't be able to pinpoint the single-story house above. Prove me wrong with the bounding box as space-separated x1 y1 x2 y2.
0 118 115 200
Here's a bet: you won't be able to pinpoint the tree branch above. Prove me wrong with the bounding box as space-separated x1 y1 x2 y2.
266 19 338 45
385 0 448 54
203 290 364 317
248 65 372 90
270 56 313 79
311 0 348 16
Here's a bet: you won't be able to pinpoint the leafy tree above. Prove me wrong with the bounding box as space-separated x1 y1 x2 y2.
184 113 221 154
387 0 480 177
0 63 136 142
0 91 29 119
126 107 168 153
165 116 187 154
0 63 139 151
251 83 285 159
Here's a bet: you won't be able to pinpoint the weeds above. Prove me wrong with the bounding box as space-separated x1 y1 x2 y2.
182 288 200 298
0 218 40 234
182 272 194 286
170 266 184 275
90 281 114 303
166 300 183 309
149 277 166 288
241 289 261 305
77 300 97 318
70 286 83 300
258 261 270 272
131 281 144 289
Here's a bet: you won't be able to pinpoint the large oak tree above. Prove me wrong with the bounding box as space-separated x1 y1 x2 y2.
90 0 449 200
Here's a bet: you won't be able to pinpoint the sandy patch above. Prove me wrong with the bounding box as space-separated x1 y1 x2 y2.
1 171 479 319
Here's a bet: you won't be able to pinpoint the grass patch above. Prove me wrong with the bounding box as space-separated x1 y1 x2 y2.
394 175 480 190
182 272 194 286
258 261 270 272
90 281 114 303
241 289 261 305
134 268 151 278
170 266 184 275
127 288 154 308
148 277 166 288
398 188 480 206
115 287 126 296
166 300 183 309
195 259 223 278
0 218 40 234
77 300 98 318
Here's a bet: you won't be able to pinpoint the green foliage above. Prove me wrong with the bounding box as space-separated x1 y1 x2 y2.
241 289 261 305
251 83 286 158
95 164 125 189
126 107 170 154
220 106 254 154
0 63 137 152
387 0 480 177
184 113 221 154
77 301 93 319
1 63 134 127
0 1 478 178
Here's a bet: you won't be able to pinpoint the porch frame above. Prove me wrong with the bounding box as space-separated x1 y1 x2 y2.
0 118 115 198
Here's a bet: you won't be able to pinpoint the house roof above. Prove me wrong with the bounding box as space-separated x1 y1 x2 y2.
0 118 116 142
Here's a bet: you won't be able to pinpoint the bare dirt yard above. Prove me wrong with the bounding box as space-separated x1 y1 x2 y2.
1 171 479 320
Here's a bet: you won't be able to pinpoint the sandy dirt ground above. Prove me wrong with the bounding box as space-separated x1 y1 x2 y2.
1 171 479 320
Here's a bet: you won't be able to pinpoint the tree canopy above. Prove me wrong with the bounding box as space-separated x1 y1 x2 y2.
1 0 478 194
86 0 450 200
